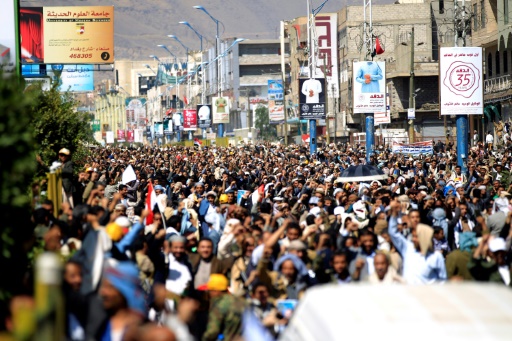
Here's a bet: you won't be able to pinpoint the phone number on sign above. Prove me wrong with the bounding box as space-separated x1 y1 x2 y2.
69 53 93 59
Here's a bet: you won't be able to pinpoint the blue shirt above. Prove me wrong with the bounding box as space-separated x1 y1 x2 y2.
389 216 447 284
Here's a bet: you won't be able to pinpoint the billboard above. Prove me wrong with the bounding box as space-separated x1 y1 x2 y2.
299 78 326 120
125 97 147 130
163 119 172 134
126 130 134 143
353 61 386 113
1 0 18 75
154 122 163 137
212 96 230 124
46 64 94 92
106 131 114 144
183 109 198 131
312 13 339 98
117 129 125 142
374 92 391 125
197 104 212 129
440 47 483 115
134 129 144 143
268 80 285 124
20 6 114 64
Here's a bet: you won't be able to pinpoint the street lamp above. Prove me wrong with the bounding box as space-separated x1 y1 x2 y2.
149 55 161 62
168 35 193 109
144 64 156 75
193 5 222 99
179 21 203 51
180 21 206 107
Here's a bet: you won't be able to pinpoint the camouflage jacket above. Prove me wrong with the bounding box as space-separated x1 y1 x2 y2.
202 293 246 341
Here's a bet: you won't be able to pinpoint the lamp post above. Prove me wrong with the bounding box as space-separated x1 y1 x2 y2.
168 35 193 140
401 27 424 144
157 44 179 138
180 21 206 108
194 5 223 136
149 55 161 62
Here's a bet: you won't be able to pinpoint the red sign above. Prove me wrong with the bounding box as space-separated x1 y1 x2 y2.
117 129 125 142
301 134 310 144
126 130 134 143
183 109 198 131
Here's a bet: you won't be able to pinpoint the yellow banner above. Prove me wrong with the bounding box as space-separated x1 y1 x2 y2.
43 6 114 64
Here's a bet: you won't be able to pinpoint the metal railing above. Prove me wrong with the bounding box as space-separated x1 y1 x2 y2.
484 75 512 94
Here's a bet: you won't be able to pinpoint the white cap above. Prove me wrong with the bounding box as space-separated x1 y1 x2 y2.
489 237 507 253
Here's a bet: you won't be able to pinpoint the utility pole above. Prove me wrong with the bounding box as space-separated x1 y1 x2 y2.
333 84 337 143
455 0 469 173
363 0 375 163
280 20 289 145
408 27 416 143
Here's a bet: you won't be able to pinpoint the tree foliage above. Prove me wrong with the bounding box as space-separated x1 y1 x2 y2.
0 73 38 305
254 105 277 141
32 87 95 170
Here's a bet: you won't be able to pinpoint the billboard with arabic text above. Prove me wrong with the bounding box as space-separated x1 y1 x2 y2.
20 6 114 64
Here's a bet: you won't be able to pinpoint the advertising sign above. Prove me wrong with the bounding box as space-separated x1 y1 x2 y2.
154 122 163 137
20 6 114 64
312 13 339 98
126 130 134 143
106 131 114 144
392 141 433 155
353 61 386 113
45 64 94 92
24 77 51 91
117 129 125 142
134 129 144 143
212 96 230 124
374 111 391 125
268 80 285 124
126 97 147 129
163 119 172 134
145 126 152 139
173 113 182 128
440 47 483 115
407 108 415 119
0 0 18 75
183 109 198 131
197 104 212 129
299 78 326 120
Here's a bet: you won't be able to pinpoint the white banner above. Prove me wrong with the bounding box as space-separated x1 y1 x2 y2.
353 61 386 113
106 131 114 144
313 13 339 98
134 129 144 143
440 47 483 115
392 141 433 155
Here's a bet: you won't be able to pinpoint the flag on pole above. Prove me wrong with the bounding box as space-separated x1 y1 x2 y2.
194 137 202 146
372 36 385 57
145 182 158 225
184 96 189 106
122 165 137 184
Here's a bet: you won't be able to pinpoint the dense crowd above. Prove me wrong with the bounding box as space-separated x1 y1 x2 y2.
7 137 512 341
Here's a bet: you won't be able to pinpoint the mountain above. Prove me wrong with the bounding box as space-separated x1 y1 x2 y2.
22 0 394 61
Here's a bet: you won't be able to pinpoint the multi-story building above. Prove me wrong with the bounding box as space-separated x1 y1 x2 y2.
286 1 465 144
476 0 512 126
202 38 289 138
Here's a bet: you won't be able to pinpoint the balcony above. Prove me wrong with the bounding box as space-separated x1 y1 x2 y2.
484 75 512 94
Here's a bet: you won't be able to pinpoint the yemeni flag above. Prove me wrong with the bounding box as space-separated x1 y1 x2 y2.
145 182 158 225
194 137 202 146
371 36 385 57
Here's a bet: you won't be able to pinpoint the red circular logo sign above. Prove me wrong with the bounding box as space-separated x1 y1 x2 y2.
443 61 480 98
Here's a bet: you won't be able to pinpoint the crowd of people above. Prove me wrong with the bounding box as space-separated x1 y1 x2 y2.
6 138 512 340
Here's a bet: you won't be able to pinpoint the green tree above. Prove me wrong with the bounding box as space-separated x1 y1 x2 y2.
32 87 95 170
0 72 38 311
254 105 277 141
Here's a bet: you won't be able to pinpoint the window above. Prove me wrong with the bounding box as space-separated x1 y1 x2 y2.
473 4 479 30
488 53 493 77
481 0 486 28
496 52 500 75
504 51 509 73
